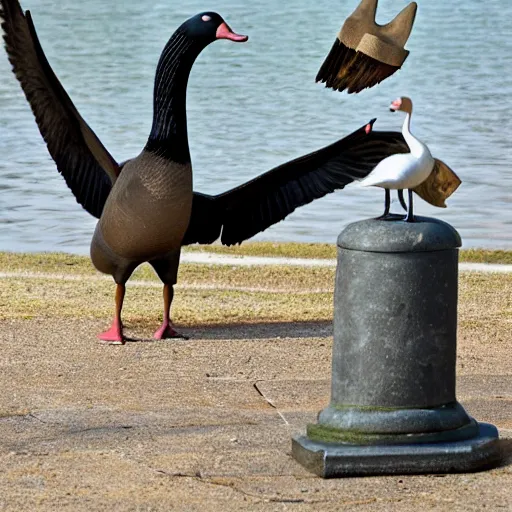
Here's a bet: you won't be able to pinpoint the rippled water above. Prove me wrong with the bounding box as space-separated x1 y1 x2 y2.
0 0 511 254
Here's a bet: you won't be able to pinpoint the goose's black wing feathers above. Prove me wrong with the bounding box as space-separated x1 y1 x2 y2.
0 0 120 218
182 121 408 246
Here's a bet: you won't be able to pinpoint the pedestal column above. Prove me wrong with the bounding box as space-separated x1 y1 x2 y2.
292 216 501 477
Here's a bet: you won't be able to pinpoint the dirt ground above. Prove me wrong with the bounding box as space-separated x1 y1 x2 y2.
0 263 511 511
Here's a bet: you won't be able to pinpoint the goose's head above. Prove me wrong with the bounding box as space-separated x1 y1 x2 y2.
390 96 413 114
181 12 248 45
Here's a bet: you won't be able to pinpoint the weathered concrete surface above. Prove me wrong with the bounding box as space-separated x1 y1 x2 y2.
294 218 499 476
0 318 510 511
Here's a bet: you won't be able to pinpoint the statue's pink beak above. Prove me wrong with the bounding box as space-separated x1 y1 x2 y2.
216 22 248 42
390 98 402 112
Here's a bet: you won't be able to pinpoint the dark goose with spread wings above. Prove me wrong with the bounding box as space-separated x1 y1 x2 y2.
0 1 408 343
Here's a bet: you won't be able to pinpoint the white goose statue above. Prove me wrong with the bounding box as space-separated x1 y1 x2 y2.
361 96 434 222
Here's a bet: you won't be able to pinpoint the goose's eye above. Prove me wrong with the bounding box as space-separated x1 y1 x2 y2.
202 15 211 22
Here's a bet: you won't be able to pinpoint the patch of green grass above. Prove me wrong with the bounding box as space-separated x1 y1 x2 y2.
0 252 94 274
459 249 512 265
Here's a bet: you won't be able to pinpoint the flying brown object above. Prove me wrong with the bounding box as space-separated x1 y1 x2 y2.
316 0 417 93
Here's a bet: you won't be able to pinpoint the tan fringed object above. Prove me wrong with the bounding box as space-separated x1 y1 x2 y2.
317 0 417 93
413 159 462 208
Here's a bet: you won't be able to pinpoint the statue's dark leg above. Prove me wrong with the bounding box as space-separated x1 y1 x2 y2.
377 189 391 219
398 189 407 211
405 189 415 223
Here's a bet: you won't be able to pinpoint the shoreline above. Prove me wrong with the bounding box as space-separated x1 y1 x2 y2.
1 256 512 275
1 243 512 266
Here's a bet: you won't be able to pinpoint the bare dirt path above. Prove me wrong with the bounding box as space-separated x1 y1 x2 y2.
0 259 510 510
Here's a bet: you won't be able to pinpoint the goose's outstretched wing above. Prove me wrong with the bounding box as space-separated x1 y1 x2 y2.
182 121 408 246
0 0 120 218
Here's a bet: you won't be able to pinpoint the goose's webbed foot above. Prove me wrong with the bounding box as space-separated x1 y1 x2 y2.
154 321 188 340
98 320 125 345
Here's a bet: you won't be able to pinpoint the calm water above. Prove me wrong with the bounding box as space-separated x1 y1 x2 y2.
0 0 511 254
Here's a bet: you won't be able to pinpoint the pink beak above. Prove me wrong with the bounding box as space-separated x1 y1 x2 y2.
390 98 402 111
216 22 248 42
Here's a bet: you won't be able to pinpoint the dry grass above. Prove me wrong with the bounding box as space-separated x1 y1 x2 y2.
0 277 333 326
0 254 335 326
457 272 512 353
184 243 512 264
0 252 335 290
5 245 508 268
185 242 338 259
459 249 512 264
1 247 511 279
0 251 95 275
1 252 510 344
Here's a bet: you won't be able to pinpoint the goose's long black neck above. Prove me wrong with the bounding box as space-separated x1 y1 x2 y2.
145 29 204 163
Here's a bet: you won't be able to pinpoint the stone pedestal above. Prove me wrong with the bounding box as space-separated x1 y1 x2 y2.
292 216 501 477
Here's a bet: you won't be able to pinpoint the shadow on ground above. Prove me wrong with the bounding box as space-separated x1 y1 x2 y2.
189 320 333 340
124 320 333 342
499 439 512 467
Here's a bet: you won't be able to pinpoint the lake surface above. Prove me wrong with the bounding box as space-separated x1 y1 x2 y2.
0 0 511 254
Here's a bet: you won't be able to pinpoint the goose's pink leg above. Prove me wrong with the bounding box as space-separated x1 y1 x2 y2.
154 284 187 339
98 283 125 345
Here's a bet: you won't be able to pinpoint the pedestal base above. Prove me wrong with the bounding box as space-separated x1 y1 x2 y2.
292 422 501 478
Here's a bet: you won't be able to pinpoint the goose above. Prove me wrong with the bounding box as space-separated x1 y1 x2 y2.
361 96 435 222
1 1 408 344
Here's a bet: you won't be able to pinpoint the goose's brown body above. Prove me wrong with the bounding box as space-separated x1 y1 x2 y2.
92 152 193 283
